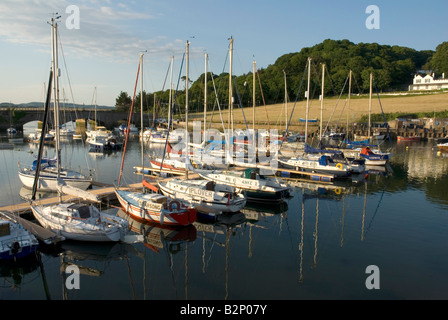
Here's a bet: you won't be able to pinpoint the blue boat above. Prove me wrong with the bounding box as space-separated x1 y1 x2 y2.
0 218 39 260
299 118 318 123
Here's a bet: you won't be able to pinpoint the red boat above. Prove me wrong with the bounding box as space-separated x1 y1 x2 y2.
397 136 421 142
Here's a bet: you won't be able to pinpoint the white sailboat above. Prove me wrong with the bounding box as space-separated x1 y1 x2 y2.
29 18 128 242
278 58 350 178
345 73 391 166
195 166 290 202
30 203 128 242
158 178 246 216
18 19 92 192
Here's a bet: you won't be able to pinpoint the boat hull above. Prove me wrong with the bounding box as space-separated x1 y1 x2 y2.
197 172 290 203
115 190 197 226
278 157 350 178
30 205 125 242
437 143 448 152
397 136 421 142
0 243 38 260
18 169 92 192
158 181 246 213
0 220 39 260
359 153 389 165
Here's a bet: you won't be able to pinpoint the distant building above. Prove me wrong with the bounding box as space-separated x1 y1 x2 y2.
409 73 448 91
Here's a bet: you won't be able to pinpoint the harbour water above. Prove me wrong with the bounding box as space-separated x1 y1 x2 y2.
1 135 448 301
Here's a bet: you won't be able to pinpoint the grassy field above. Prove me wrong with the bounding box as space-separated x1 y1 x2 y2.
194 91 448 131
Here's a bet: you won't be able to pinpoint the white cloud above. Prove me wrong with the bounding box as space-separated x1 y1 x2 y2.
0 0 183 63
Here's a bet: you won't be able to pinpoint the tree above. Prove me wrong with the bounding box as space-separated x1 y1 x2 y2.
113 40 440 112
115 91 131 112
429 42 448 76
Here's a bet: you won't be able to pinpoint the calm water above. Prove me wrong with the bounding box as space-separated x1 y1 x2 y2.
1 134 448 301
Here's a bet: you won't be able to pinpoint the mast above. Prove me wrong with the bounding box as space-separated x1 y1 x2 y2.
203 53 208 143
51 18 61 177
283 70 287 135
228 36 233 134
226 36 234 167
252 59 256 135
305 57 311 144
347 70 352 139
320 64 325 141
368 72 372 140
118 59 140 186
168 56 174 130
93 87 97 130
185 41 190 179
140 52 144 182
32 71 53 200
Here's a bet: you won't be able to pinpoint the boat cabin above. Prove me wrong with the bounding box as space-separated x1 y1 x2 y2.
0 220 11 237
50 203 98 220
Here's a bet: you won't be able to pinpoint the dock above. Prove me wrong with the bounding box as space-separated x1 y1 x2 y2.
0 211 64 245
0 182 144 245
134 164 335 181
0 182 143 215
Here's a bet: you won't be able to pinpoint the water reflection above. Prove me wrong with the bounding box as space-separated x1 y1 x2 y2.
118 209 197 252
3 139 448 299
0 254 40 292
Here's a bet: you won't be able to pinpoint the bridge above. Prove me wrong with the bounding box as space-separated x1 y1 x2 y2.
0 108 155 131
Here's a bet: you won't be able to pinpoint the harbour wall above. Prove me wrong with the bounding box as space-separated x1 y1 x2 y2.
0 109 153 132
2 109 447 140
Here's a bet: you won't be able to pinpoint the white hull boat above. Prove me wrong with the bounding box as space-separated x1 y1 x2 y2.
31 203 129 242
158 179 246 214
18 164 92 192
278 154 350 178
195 167 290 202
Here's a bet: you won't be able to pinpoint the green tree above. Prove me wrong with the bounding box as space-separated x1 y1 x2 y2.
115 91 131 112
429 42 448 76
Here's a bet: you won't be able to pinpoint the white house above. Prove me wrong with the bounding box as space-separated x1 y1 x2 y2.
409 73 448 91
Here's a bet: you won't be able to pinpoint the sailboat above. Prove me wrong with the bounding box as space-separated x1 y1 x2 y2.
29 18 129 242
18 20 92 192
30 202 129 242
115 49 197 227
86 87 122 151
291 67 365 175
278 58 351 178
158 178 246 216
195 166 290 202
345 73 391 166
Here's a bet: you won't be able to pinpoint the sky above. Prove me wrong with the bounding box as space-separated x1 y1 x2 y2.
0 0 447 107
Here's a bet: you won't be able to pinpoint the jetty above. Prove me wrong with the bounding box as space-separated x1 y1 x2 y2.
134 164 335 182
0 182 144 244
0 182 143 215
0 211 64 245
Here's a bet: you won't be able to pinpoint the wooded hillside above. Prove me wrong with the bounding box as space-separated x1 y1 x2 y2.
115 39 448 116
